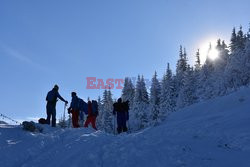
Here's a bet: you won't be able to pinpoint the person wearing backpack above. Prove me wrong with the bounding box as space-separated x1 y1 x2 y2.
84 100 98 130
68 92 80 128
46 85 68 127
78 98 88 127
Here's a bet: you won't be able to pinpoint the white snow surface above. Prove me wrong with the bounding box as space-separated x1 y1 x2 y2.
1 88 250 167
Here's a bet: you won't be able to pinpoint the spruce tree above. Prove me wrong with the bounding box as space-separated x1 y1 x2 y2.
133 75 149 130
159 63 176 122
198 43 215 99
176 46 188 94
236 26 246 49
195 49 201 71
102 89 114 133
176 46 189 105
213 39 229 96
177 65 197 108
121 77 135 107
230 27 237 52
96 96 104 130
244 34 250 85
149 71 161 124
121 77 135 131
225 27 248 89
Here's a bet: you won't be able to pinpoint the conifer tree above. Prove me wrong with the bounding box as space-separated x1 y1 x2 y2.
177 65 197 108
133 75 149 130
121 77 135 107
225 27 248 89
159 63 176 122
230 27 237 52
96 96 104 130
102 89 114 133
149 71 161 124
195 49 201 71
236 26 246 49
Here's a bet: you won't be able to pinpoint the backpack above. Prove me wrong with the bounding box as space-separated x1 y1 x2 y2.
123 101 130 111
46 90 57 102
92 100 99 116
78 98 88 114
38 118 47 124
22 121 43 133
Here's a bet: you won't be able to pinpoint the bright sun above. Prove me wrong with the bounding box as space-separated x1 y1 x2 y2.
199 39 219 63
209 47 219 60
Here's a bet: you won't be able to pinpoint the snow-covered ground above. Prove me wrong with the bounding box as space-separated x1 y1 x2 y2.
1 88 250 167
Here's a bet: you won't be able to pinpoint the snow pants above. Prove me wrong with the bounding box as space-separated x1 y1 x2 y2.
84 116 97 130
46 104 56 127
71 109 80 128
117 111 127 134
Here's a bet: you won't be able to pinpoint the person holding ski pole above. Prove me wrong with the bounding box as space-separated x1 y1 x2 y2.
46 85 68 127
68 92 80 128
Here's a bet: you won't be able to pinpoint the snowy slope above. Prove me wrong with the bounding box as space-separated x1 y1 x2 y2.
1 88 250 167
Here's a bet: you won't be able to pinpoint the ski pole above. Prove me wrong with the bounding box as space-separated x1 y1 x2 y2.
113 115 116 135
63 103 66 121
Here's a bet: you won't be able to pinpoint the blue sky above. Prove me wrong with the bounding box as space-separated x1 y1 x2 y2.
0 0 249 122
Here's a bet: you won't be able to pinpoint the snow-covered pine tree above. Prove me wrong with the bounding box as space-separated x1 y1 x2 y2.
177 65 198 108
195 49 201 71
133 75 149 130
149 71 161 125
176 46 188 81
96 96 104 130
225 27 248 90
176 46 188 100
121 77 135 107
212 39 229 96
159 63 176 122
102 89 114 133
176 47 191 107
243 32 250 85
236 26 246 50
58 105 67 128
58 116 67 128
198 43 216 99
194 49 202 101
230 27 237 52
121 77 135 131
141 76 149 103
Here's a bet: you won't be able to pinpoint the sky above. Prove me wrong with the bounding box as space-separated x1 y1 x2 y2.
0 0 250 123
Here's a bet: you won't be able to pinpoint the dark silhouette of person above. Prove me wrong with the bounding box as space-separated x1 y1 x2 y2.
68 92 80 128
113 98 129 134
84 101 98 130
46 85 68 127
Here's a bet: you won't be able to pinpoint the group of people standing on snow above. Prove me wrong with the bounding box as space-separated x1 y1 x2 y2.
67 91 98 130
45 85 129 134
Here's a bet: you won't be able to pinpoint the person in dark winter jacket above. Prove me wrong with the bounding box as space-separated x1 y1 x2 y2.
113 98 129 134
84 101 97 130
46 85 68 127
68 92 80 128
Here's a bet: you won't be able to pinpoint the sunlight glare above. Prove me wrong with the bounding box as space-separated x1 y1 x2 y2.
209 48 219 60
199 39 219 63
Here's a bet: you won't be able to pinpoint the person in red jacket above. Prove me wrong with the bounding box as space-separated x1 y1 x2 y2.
84 101 97 130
